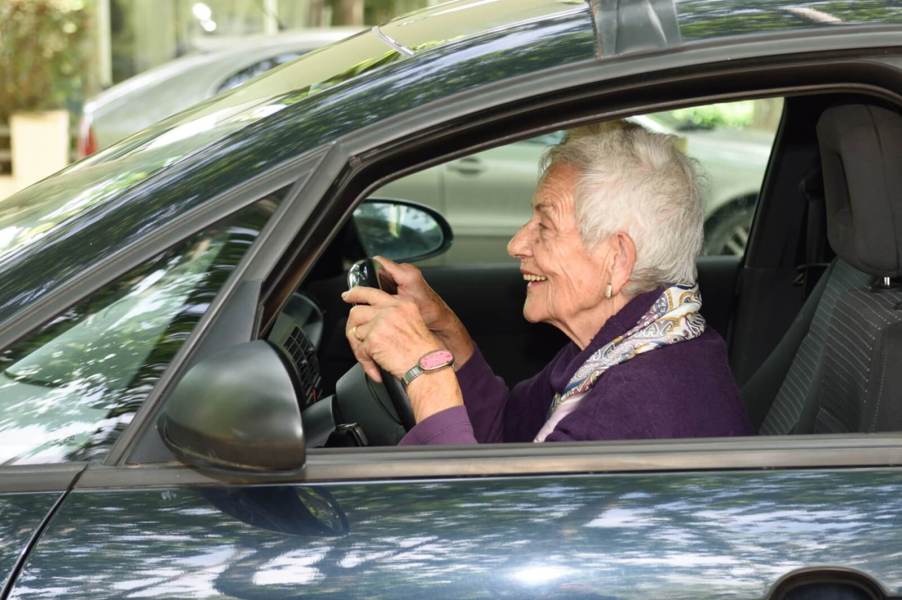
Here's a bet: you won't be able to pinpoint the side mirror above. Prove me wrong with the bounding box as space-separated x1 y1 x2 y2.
352 198 453 262
158 341 305 476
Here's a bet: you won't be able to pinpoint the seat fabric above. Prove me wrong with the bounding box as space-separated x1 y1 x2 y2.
761 260 902 434
751 103 902 435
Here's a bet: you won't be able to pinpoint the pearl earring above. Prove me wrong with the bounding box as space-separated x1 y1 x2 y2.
605 283 613 299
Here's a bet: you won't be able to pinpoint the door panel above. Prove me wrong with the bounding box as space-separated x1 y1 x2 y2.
0 464 83 594
0 494 63 593
10 468 902 598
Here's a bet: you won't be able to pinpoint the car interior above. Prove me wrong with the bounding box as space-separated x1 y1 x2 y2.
268 90 902 449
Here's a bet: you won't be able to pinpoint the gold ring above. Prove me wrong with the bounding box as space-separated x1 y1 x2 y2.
351 325 362 341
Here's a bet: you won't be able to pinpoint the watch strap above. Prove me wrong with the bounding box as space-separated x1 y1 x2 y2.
401 349 454 387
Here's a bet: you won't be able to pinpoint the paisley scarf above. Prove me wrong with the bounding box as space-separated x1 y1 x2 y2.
534 284 706 442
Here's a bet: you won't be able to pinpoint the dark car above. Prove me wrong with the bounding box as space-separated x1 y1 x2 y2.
2 0 902 598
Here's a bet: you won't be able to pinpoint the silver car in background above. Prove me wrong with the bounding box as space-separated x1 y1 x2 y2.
378 108 777 262
77 29 360 155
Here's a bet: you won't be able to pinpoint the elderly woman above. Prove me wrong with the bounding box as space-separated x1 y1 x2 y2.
342 121 751 444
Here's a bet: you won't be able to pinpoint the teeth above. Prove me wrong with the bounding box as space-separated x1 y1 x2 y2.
523 274 548 282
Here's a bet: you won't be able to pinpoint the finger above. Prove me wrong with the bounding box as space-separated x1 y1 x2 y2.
364 362 382 383
371 256 401 290
346 305 377 330
352 342 382 382
347 337 383 383
341 285 395 306
375 255 420 287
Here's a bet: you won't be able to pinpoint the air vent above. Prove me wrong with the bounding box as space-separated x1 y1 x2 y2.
283 326 322 408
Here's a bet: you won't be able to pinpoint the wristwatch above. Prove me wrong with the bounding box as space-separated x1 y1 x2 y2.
401 349 454 387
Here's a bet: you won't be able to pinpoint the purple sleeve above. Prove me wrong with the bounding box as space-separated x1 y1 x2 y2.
456 347 557 443
456 348 510 443
544 346 750 442
400 347 560 445
398 348 507 445
398 406 476 445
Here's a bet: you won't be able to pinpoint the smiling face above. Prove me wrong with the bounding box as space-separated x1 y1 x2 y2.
507 163 631 347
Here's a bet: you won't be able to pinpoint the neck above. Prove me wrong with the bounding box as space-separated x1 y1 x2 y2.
558 293 634 350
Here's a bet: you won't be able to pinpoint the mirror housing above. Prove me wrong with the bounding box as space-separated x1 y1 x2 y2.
352 198 453 262
158 341 305 476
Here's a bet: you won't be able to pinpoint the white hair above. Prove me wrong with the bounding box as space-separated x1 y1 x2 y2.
541 120 704 295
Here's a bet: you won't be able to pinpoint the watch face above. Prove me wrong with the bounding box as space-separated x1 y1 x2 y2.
419 350 453 370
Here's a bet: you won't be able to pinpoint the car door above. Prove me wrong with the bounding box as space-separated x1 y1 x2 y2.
9 446 902 599
438 136 550 265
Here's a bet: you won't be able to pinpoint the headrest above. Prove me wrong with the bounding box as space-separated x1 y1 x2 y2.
817 104 902 277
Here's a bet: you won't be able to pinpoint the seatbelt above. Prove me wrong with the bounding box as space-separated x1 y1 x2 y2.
793 166 832 297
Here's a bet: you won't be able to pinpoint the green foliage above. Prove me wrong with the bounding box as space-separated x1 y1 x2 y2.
669 100 757 130
0 0 90 119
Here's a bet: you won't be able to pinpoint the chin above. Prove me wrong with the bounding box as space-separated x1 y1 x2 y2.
522 303 545 324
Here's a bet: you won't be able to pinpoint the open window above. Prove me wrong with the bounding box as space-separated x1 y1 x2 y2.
286 98 789 449
273 89 902 452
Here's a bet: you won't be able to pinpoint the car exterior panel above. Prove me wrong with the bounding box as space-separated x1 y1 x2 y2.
0 494 63 595
8 468 902 598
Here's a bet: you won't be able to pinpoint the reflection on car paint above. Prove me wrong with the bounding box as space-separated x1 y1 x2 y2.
0 494 61 594
677 0 902 43
0 195 283 465
9 469 902 598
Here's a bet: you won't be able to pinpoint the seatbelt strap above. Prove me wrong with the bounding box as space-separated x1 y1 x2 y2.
794 166 831 297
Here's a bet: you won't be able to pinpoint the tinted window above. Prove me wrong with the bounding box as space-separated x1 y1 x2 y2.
0 192 282 465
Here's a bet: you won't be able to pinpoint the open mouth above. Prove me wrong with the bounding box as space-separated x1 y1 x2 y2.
523 273 548 286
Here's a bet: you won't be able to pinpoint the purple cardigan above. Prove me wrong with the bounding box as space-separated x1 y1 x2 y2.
400 288 751 445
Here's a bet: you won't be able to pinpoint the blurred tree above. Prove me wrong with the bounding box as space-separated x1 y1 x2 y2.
366 0 428 24
0 0 91 120
333 0 364 25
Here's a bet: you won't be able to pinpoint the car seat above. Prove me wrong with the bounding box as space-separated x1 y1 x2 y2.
742 104 902 434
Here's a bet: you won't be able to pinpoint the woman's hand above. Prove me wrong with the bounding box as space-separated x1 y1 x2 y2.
341 286 463 422
372 256 475 366
342 286 440 382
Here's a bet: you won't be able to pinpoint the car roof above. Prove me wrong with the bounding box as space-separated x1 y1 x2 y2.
0 0 900 325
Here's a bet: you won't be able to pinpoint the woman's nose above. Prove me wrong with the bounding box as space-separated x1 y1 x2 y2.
507 222 533 258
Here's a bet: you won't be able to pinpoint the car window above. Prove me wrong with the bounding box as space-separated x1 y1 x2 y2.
374 98 782 264
0 191 283 465
217 52 306 93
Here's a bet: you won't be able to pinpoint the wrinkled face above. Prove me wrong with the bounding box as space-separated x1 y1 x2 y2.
507 163 610 331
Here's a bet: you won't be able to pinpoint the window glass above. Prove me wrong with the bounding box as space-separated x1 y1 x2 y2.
0 191 283 465
374 98 782 264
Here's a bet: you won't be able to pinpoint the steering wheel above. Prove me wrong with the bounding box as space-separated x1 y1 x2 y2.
346 258 417 432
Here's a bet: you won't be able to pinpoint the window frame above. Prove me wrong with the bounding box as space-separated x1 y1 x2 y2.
116 42 902 480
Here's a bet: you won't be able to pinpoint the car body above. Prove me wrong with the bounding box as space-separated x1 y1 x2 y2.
2 1 902 598
77 29 360 155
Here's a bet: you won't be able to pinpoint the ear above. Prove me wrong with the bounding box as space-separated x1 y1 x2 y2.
607 231 637 296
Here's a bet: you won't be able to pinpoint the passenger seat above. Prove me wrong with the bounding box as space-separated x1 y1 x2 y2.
743 104 902 434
